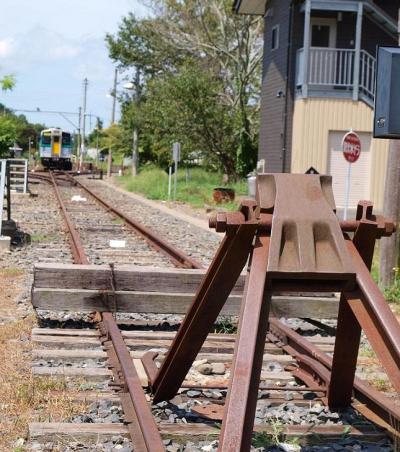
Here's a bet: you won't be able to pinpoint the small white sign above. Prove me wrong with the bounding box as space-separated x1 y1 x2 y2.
71 195 87 202
173 142 181 162
109 240 126 248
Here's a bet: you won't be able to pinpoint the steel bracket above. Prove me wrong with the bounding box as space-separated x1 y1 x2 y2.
142 173 398 451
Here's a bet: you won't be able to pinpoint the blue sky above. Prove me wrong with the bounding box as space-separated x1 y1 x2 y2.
0 0 147 133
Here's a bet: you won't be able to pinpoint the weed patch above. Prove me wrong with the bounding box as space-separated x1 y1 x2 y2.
117 166 248 209
384 267 400 315
30 233 58 242
252 418 300 449
0 273 87 449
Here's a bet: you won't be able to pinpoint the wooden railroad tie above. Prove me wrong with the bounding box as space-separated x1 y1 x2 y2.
31 173 400 452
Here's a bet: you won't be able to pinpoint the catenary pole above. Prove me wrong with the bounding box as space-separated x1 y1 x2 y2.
80 78 88 170
131 68 140 177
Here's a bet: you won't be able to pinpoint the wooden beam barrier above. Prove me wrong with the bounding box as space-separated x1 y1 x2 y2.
32 264 339 318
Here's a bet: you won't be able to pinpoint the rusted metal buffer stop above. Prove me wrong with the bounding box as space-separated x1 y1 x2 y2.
142 173 399 451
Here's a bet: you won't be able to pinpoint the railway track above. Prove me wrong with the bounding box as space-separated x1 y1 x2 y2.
24 172 400 451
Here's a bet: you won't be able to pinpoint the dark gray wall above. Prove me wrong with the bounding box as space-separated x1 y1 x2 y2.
362 16 397 56
259 1 304 172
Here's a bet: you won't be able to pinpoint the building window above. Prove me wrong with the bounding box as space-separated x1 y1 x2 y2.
271 25 279 50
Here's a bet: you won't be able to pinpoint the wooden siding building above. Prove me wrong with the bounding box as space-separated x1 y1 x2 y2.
233 0 398 210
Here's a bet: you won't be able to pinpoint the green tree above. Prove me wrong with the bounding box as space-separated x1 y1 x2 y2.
0 74 16 93
1 74 16 116
0 116 18 155
106 0 263 178
97 123 129 158
138 65 240 174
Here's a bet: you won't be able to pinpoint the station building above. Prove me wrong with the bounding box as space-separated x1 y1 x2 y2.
233 0 399 210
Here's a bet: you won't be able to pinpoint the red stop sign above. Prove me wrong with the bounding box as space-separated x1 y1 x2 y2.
342 131 361 163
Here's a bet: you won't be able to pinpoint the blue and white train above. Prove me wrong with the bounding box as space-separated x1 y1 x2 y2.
39 128 73 170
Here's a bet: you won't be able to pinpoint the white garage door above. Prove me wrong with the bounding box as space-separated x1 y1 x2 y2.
328 131 371 209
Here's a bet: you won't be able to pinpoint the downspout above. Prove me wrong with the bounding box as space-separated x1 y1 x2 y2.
282 0 295 173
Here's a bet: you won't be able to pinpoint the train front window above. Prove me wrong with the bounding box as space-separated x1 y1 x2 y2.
53 136 60 143
62 134 71 145
41 135 51 145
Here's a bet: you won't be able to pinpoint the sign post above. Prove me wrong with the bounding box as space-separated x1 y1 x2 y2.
342 131 361 220
172 142 180 200
168 166 172 199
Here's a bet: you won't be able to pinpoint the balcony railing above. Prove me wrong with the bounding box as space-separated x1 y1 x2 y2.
296 47 376 106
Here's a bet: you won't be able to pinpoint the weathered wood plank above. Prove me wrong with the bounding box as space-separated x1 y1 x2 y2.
33 349 107 360
32 366 294 385
32 348 295 364
32 366 112 381
31 335 102 349
34 263 245 293
29 422 386 443
32 288 339 318
32 328 100 337
31 335 297 353
31 328 336 345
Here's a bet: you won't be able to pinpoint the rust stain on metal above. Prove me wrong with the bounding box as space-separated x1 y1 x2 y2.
48 170 400 450
49 171 164 450
146 173 399 451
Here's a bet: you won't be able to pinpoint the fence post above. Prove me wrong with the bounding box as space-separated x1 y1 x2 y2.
23 159 28 194
0 161 6 236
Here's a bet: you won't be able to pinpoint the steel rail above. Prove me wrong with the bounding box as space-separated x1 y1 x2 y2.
43 173 399 444
47 171 164 451
66 174 202 269
269 318 400 432
49 172 89 265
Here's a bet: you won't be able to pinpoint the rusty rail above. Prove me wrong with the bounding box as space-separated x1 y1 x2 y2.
42 172 400 449
47 171 164 451
49 172 89 265
66 174 202 269
144 175 400 451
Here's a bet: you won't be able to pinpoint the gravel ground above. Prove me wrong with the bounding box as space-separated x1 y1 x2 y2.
78 177 222 267
1 178 395 451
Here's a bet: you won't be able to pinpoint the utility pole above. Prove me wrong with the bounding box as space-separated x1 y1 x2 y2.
107 148 112 178
131 68 140 176
76 107 82 164
380 8 400 288
111 68 118 125
80 78 88 170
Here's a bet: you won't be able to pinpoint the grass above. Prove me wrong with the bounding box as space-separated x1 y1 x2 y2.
117 166 248 210
368 376 394 392
0 268 25 278
112 217 124 225
370 248 399 314
0 270 87 449
213 318 237 335
30 233 58 243
252 418 300 449
384 267 400 314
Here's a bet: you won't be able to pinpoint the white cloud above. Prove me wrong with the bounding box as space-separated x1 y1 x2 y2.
48 44 81 60
0 38 15 58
